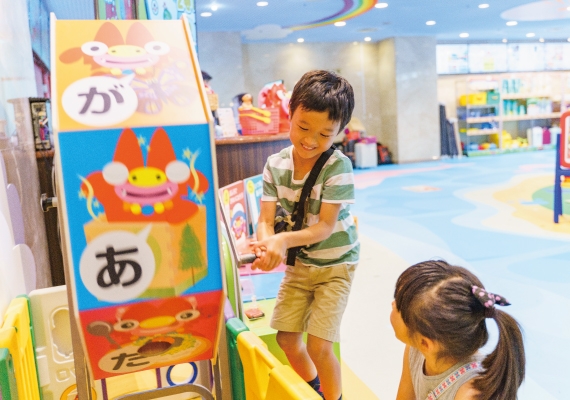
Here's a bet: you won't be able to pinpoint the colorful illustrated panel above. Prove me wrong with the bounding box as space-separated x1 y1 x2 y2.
54 20 207 132
176 0 197 49
561 111 570 169
58 124 222 312
219 181 248 249
78 290 223 380
244 174 263 236
145 0 177 20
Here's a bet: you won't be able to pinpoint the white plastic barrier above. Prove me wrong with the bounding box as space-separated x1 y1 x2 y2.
29 285 216 400
0 150 38 310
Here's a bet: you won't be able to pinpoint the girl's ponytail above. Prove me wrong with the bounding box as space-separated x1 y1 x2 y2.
474 309 525 400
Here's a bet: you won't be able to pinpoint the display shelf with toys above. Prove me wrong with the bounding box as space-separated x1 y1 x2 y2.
456 76 502 154
457 72 570 156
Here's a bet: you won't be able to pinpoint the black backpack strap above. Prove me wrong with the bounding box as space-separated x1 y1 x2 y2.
286 145 336 266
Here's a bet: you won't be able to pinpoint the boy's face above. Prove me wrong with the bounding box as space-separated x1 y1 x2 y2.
289 108 340 165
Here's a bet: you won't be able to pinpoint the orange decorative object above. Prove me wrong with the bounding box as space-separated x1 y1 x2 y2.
238 94 279 135
258 82 290 132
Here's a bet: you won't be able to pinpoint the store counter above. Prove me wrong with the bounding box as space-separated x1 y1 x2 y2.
215 133 290 187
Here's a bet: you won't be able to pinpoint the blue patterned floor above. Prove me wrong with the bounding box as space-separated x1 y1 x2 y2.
341 150 570 399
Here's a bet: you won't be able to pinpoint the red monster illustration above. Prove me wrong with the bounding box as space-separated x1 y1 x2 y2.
85 295 218 363
82 127 208 224
59 22 170 77
112 297 200 356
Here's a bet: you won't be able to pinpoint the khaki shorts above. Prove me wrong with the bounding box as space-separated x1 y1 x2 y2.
270 260 357 343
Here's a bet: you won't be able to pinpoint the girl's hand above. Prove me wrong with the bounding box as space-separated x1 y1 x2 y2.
250 234 288 271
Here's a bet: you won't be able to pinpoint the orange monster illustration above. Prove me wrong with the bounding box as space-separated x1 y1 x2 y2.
59 22 194 115
88 297 201 356
84 295 218 375
59 22 170 77
81 127 208 224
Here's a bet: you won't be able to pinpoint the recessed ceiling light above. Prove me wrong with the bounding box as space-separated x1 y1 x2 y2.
567 6 570 10
506 21 518 26
334 21 346 27
257 1 268 6
478 3 489 8
297 38 304 43
526 32 535 37
426 20 436 26
375 3 388 8
502 38 508 43
568 38 570 42
539 38 545 42
210 4 218 11
459 32 469 38
364 37 372 42
200 12 212 17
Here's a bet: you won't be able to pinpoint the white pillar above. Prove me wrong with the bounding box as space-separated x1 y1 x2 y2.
378 37 440 163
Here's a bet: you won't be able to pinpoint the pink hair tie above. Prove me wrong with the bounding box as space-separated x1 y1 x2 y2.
471 285 511 310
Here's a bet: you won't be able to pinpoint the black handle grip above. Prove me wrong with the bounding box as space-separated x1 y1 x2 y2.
239 253 257 265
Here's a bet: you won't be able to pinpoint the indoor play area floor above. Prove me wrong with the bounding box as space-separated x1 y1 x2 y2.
340 149 569 399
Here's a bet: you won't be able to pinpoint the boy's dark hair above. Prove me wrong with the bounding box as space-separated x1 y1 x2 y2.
289 70 355 133
394 260 525 400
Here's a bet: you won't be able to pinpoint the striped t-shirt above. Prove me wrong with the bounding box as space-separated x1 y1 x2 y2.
262 145 359 267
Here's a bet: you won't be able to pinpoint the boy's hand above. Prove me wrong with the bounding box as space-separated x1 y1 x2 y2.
250 234 288 271
250 245 266 271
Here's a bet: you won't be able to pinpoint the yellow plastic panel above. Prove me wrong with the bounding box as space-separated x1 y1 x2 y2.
237 331 279 400
266 365 321 400
0 297 40 400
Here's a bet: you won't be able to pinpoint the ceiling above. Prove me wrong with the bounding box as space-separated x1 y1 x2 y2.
194 0 570 43
44 0 570 43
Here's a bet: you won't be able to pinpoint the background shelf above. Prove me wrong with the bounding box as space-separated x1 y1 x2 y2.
502 113 561 122
465 129 500 136
465 116 499 123
501 93 552 100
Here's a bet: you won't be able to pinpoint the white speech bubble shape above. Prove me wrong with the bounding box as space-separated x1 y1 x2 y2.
62 75 138 127
80 226 155 303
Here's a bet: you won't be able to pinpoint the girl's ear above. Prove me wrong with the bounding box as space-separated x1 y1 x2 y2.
418 335 437 354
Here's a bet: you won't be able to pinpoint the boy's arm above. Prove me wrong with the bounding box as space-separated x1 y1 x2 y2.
252 201 341 271
251 200 276 270
256 200 277 241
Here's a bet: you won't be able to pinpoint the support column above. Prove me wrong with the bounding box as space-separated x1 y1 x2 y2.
377 37 440 163
197 31 246 108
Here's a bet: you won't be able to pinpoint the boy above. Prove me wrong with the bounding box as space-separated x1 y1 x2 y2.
252 70 359 400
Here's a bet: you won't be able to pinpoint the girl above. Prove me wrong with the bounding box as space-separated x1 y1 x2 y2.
391 260 525 400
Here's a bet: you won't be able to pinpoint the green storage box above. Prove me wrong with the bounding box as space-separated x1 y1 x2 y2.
487 91 500 105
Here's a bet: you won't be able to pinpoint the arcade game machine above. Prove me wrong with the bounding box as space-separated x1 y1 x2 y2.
50 15 224 398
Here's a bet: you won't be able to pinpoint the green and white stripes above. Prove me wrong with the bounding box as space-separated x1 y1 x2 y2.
262 146 359 267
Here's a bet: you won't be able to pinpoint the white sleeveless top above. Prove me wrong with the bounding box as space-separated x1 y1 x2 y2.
409 347 483 400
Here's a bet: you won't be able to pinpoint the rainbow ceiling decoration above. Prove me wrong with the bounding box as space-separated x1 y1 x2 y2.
286 0 378 31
